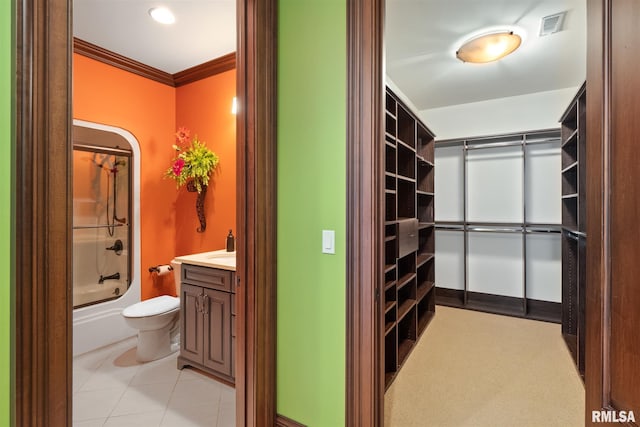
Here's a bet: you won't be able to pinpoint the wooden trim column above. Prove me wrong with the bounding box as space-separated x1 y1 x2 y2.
346 0 384 425
585 0 608 423
236 0 278 425
14 0 73 424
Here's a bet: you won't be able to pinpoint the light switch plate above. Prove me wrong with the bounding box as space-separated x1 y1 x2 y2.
322 230 335 254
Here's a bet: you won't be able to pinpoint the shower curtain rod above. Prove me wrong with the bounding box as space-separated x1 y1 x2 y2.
73 143 133 156
73 223 127 230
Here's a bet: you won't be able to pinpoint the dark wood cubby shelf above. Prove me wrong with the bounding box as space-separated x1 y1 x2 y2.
383 87 436 391
385 300 396 314
416 253 434 268
561 129 578 147
418 310 435 334
397 272 416 291
397 299 416 322
562 161 578 174
417 281 435 302
398 336 417 367
397 174 416 183
385 321 396 335
417 155 434 166
560 82 587 379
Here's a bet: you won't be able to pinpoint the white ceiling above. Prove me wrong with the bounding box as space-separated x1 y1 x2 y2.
73 0 586 108
73 0 236 74
385 0 587 110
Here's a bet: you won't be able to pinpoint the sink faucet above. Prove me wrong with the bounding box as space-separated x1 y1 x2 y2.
99 272 120 284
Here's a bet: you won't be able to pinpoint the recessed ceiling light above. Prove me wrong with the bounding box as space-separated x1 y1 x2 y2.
456 31 521 64
149 7 175 25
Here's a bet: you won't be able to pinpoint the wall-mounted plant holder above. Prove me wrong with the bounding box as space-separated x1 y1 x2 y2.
187 181 207 233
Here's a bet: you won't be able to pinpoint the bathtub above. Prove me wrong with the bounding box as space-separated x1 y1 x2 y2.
72 120 141 356
73 280 125 308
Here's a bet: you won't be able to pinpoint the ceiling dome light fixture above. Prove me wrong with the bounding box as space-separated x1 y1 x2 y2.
456 31 521 64
149 7 175 25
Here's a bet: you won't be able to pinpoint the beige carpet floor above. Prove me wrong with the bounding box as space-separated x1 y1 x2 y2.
384 306 585 427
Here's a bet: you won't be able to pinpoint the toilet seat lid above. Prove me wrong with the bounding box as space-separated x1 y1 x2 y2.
122 295 180 318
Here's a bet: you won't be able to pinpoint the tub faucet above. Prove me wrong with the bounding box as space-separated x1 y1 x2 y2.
106 239 123 255
99 272 120 284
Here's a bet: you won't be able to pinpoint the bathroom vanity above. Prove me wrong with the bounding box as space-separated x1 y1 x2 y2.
174 250 236 385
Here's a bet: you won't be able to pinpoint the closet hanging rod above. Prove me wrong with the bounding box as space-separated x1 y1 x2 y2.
465 221 523 227
436 136 560 149
524 137 562 145
435 128 560 146
465 140 523 151
437 221 560 229
525 228 562 234
467 227 523 233
525 222 562 228
435 225 465 231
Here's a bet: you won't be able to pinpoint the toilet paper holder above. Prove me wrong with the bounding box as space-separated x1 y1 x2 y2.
148 265 174 274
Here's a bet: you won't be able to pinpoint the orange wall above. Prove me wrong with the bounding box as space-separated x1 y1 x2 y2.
74 53 177 299
73 54 237 300
175 70 237 255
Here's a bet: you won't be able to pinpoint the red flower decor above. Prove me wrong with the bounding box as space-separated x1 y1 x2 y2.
164 126 219 194
175 127 191 146
172 158 185 176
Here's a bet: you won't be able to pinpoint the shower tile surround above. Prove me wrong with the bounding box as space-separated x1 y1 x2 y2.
73 337 235 427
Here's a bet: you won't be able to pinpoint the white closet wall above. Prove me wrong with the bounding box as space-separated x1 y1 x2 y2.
468 232 523 298
434 131 562 317
434 230 464 290
434 145 463 221
526 233 561 302
467 146 523 223
526 142 561 224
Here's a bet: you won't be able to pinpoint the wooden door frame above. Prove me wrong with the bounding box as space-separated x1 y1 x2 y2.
12 0 277 425
345 0 384 426
584 0 626 423
584 0 606 423
346 0 612 425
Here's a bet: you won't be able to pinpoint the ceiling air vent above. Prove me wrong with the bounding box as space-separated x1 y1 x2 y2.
539 12 566 37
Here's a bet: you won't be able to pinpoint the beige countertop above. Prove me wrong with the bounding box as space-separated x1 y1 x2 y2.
174 249 236 271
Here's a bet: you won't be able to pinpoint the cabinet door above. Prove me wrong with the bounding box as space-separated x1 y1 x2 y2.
181 283 204 364
202 288 232 376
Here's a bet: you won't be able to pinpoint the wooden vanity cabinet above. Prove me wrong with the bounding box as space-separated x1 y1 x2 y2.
178 263 235 384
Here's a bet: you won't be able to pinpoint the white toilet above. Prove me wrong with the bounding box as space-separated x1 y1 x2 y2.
122 260 182 362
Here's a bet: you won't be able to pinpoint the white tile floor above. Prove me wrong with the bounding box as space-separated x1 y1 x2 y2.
73 337 235 427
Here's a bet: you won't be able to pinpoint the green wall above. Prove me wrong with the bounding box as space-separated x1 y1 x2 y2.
277 0 346 425
1 0 12 423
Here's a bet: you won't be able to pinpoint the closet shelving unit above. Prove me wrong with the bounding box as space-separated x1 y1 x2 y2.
560 83 586 378
435 129 563 322
383 88 436 390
